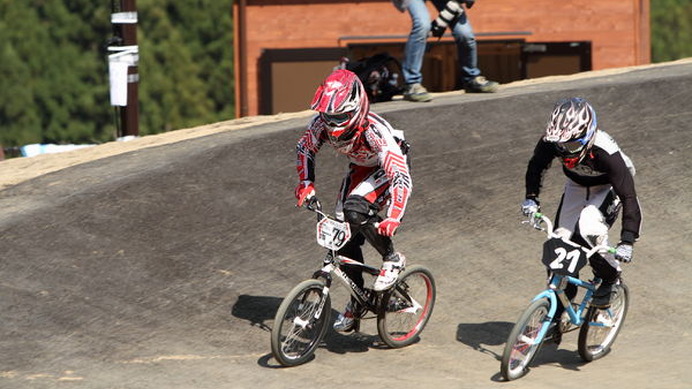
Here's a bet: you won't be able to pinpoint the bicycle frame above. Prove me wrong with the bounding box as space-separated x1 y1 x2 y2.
526 212 614 336
531 274 598 339
313 253 381 314
308 205 383 315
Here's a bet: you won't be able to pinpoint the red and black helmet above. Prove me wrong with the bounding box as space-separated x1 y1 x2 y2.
310 69 369 150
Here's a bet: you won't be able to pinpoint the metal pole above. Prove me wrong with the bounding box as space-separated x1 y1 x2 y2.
114 0 139 137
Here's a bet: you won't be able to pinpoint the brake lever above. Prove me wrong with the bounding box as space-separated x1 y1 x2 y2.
521 216 545 231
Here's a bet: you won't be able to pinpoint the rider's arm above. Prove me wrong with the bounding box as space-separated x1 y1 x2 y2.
367 119 412 222
597 149 642 244
525 139 556 201
296 116 325 183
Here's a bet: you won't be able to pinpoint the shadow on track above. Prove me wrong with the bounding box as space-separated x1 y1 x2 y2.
234 295 392 367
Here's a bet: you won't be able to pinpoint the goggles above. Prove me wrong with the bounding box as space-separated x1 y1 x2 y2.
556 138 587 155
321 111 353 127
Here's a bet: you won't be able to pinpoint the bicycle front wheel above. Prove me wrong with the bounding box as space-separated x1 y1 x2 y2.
270 279 331 366
377 265 436 348
578 282 629 362
501 298 551 381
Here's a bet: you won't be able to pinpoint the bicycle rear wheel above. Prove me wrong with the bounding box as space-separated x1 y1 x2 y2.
501 298 551 381
377 265 436 348
578 282 629 361
270 279 331 366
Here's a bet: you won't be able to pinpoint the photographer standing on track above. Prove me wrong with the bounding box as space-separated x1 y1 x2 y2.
521 97 642 309
392 0 499 102
295 69 412 332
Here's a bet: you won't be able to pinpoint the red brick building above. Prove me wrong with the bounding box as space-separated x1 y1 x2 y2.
233 0 650 117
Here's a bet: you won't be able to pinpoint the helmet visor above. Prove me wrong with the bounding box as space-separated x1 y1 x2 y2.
321 112 353 127
556 138 587 155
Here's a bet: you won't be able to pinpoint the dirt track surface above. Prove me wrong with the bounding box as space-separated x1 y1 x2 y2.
1 59 691 388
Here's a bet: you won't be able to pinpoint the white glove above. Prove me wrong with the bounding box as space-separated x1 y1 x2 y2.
615 243 633 263
521 199 539 216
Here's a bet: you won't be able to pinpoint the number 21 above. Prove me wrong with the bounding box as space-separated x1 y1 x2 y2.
550 247 581 273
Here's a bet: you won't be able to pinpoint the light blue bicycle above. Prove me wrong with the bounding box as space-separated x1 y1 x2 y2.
500 212 629 381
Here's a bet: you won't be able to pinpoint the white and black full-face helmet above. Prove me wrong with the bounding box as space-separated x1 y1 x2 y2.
544 97 598 168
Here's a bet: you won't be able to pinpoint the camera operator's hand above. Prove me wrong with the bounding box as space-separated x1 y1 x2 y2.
430 1 464 38
430 20 446 38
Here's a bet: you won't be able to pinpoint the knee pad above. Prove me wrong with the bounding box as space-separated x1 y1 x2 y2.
578 205 609 247
343 195 377 226
344 210 369 226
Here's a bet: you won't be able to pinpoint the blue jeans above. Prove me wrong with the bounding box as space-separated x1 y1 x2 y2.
402 0 481 86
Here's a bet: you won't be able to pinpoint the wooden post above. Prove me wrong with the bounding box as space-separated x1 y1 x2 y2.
112 0 139 137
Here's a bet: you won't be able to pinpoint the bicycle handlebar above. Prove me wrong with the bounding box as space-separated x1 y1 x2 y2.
524 212 616 258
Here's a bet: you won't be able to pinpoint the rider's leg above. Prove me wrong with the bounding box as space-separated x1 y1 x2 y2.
546 270 575 346
343 195 405 291
577 204 622 308
551 181 593 327
333 235 366 332
338 164 407 289
337 234 366 289
343 195 393 256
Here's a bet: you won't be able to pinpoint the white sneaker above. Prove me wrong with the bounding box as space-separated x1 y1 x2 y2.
333 302 355 332
373 253 406 291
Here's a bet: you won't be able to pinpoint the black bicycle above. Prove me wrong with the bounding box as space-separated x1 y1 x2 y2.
270 204 436 366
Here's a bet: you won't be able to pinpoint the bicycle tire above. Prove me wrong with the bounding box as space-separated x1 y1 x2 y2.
501 298 551 381
270 279 331 366
377 265 436 348
578 282 629 362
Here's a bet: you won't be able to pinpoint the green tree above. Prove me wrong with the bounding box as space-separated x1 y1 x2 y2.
138 0 234 135
651 0 692 62
0 0 234 148
0 1 114 147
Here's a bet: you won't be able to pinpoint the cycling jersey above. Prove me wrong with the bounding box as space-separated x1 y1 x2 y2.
525 130 641 244
296 112 412 222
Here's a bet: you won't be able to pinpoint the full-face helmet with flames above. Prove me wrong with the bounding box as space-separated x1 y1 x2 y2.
544 97 598 169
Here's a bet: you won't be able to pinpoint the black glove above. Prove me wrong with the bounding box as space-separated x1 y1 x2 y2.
430 19 446 38
462 0 475 9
